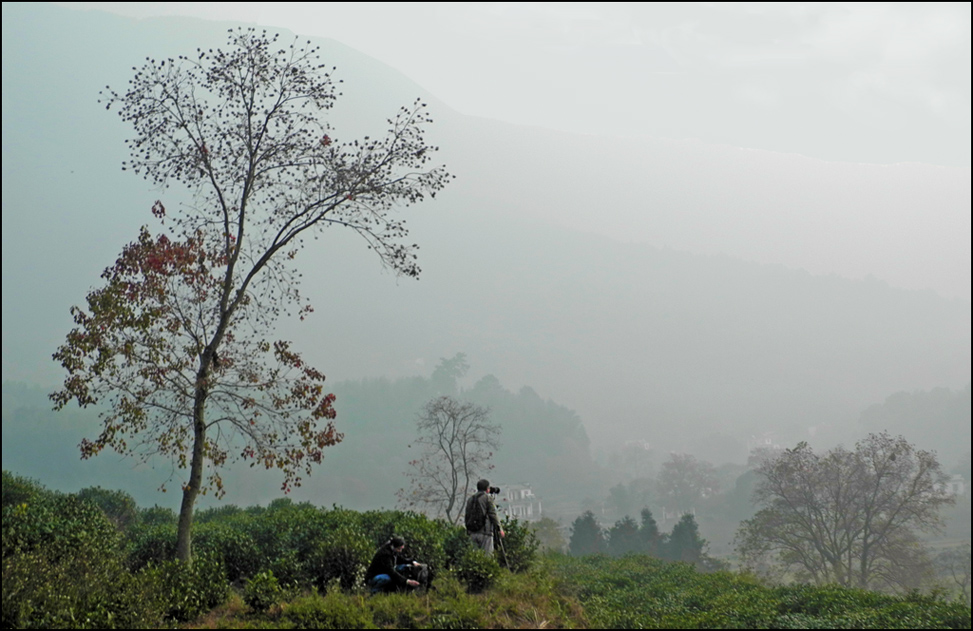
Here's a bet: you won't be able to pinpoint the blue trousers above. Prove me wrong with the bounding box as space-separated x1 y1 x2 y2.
367 564 412 593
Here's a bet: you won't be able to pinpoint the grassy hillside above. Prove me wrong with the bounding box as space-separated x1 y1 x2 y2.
3 472 969 629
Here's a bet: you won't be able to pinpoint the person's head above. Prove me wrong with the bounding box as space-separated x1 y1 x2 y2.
388 536 406 551
476 479 490 492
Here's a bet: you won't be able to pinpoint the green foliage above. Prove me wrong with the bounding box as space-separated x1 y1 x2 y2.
607 515 642 556
530 516 566 552
364 509 451 574
244 570 282 613
663 513 706 563
453 545 502 593
1 471 44 509
137 504 176 528
498 517 539 572
144 554 229 622
281 590 377 629
2 486 119 562
5 472 967 629
569 510 606 556
1 549 162 629
310 525 372 591
126 522 176 571
194 521 260 582
552 553 972 629
76 486 138 532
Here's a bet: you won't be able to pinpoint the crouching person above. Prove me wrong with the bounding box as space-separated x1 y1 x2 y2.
364 536 422 594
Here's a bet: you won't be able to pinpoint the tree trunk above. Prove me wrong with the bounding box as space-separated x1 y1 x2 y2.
176 373 209 563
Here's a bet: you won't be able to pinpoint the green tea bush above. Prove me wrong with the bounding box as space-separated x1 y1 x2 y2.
551 553 972 629
195 503 244 524
442 522 474 567
195 521 260 582
1 471 44 509
359 509 450 574
243 570 282 613
499 517 539 572
145 553 228 622
244 500 328 585
309 525 372 591
281 590 376 629
2 490 119 562
2 549 162 629
136 505 176 528
126 523 176 571
453 546 501 593
76 487 139 532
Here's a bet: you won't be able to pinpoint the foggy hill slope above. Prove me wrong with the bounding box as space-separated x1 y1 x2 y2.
2 4 970 460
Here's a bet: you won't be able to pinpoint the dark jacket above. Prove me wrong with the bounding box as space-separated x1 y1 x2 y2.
466 491 502 536
364 543 411 587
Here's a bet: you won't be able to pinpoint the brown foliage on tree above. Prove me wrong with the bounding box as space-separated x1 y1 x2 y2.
51 28 450 562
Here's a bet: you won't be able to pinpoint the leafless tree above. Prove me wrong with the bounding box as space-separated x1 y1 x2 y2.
936 544 971 604
736 432 953 592
397 396 500 524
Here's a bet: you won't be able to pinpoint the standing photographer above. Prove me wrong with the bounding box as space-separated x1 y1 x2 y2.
465 479 505 554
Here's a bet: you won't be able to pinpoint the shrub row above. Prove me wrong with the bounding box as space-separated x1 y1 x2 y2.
552 553 972 629
2 471 539 626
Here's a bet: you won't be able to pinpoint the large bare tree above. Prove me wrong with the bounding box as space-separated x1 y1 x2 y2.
735 432 953 592
51 28 450 562
397 396 500 524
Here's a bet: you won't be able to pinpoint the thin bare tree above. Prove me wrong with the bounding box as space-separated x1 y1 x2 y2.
397 396 500 524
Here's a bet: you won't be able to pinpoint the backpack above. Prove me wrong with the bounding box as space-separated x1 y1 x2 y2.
465 492 487 533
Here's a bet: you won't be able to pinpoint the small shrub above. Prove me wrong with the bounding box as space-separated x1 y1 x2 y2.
499 517 539 572
146 553 229 622
453 546 501 593
244 570 282 613
2 549 163 629
317 525 372 591
76 486 138 532
195 521 259 582
1 471 44 509
126 523 176 571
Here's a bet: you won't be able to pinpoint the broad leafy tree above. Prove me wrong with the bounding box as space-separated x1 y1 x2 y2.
657 452 719 514
397 395 500 524
51 29 451 562
736 432 953 591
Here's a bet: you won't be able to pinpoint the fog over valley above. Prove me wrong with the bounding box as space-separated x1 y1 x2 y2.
2 2 969 546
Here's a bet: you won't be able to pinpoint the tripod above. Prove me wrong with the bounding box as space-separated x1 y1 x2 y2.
488 491 511 570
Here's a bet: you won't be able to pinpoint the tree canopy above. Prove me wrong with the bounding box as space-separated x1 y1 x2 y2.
51 28 450 562
736 432 953 592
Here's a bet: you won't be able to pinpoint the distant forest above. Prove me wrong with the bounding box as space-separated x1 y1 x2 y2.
3 370 968 534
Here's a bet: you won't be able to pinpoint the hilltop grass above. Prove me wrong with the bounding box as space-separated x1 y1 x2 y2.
183 552 972 629
185 562 585 629
3 472 969 629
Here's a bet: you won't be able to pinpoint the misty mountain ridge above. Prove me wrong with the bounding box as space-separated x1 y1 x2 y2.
2 3 969 484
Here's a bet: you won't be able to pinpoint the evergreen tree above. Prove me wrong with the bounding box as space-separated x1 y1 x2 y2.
639 507 662 557
666 513 706 563
569 510 605 556
607 515 641 556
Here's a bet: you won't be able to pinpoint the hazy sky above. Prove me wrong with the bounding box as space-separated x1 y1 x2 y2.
61 2 971 166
